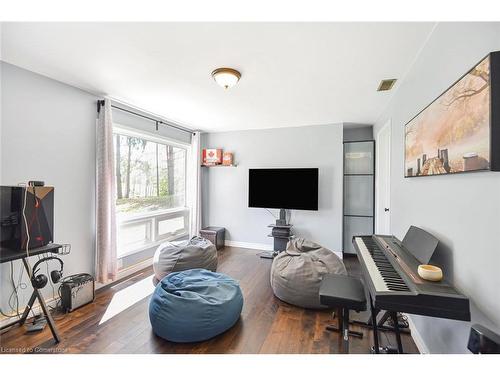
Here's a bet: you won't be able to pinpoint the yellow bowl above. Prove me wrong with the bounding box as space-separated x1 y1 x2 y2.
418 264 443 282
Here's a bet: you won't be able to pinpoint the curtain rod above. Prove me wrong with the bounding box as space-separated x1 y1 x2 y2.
97 100 195 136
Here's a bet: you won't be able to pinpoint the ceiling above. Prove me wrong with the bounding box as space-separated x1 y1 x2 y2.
1 22 436 132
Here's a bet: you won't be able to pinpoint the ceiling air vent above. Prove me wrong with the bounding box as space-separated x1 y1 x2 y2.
377 79 397 91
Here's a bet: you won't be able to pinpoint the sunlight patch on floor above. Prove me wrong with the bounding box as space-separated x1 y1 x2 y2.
99 275 155 325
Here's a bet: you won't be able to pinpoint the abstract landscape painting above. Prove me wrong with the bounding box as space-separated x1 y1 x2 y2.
405 56 491 177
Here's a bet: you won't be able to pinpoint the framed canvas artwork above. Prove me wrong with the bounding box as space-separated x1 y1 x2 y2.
405 51 500 177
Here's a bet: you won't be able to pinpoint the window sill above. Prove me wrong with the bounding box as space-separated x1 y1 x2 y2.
117 206 189 223
117 231 189 259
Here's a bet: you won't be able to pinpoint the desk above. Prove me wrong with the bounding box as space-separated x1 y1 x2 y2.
0 244 62 343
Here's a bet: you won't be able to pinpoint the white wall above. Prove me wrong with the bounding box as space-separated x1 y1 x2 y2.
1 62 97 313
201 124 343 252
373 22 500 353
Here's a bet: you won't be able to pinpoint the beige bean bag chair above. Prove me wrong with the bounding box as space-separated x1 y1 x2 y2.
152 236 218 285
270 238 347 309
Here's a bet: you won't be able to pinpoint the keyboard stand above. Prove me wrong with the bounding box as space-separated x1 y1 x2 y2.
360 299 405 354
352 310 411 334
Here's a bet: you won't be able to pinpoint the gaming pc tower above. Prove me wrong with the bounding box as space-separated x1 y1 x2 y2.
0 186 54 250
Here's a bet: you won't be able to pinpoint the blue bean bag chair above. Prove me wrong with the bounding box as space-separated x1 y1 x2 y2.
149 268 244 343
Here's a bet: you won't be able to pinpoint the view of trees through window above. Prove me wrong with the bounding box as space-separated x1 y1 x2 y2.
113 132 186 217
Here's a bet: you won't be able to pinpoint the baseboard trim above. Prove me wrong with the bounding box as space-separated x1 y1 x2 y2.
0 295 60 329
407 315 430 354
224 240 273 251
95 257 153 290
224 240 343 259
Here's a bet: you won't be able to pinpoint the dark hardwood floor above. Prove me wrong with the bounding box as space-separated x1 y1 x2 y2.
0 247 419 354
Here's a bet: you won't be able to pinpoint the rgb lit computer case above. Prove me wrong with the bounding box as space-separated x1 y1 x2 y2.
0 186 54 250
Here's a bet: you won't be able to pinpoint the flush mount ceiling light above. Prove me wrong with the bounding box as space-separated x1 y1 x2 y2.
211 68 241 89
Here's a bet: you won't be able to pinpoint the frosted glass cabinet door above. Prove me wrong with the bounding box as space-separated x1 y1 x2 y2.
343 216 374 254
344 142 374 175
344 175 374 216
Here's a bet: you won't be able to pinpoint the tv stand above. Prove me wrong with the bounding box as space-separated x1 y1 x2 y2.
258 209 293 259
276 208 287 226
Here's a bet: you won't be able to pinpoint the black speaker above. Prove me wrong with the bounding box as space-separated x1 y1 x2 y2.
468 324 500 354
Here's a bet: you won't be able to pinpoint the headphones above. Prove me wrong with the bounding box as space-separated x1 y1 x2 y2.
31 256 64 289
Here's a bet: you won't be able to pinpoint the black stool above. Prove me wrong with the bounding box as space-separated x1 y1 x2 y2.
319 274 367 353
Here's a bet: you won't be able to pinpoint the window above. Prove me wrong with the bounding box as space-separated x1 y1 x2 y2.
113 126 189 261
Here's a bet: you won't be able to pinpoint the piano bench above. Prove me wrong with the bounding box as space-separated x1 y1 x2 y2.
319 274 367 353
320 274 367 311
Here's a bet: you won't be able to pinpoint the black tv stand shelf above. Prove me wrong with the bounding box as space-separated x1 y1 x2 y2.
269 224 293 251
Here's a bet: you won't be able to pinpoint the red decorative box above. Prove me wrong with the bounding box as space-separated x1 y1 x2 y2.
202 149 223 165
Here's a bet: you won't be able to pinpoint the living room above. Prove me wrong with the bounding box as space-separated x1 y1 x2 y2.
1 1 500 372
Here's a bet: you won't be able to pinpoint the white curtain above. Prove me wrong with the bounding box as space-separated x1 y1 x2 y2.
188 131 202 237
96 99 118 283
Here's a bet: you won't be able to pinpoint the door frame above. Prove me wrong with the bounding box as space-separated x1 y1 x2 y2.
375 119 391 234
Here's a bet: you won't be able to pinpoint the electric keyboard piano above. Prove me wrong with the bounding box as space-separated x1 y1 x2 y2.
353 235 470 321
352 232 470 353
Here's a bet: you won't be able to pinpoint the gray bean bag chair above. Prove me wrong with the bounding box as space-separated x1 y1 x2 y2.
152 236 217 285
270 238 347 309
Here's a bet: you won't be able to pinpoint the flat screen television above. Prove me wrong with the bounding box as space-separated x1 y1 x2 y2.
248 168 319 210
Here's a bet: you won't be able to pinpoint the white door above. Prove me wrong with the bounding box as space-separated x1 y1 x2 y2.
376 120 391 234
